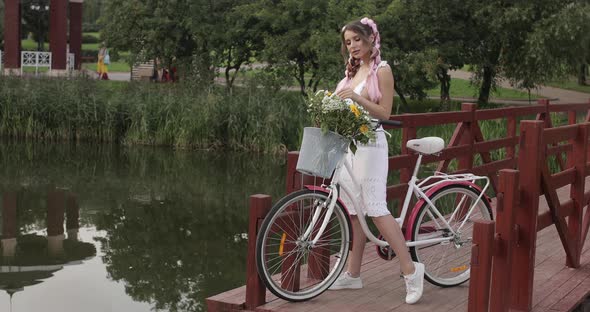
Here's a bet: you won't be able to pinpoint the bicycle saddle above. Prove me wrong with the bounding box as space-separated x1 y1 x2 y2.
406 137 445 155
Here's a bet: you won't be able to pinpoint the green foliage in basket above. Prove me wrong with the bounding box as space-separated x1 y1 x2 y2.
306 90 376 145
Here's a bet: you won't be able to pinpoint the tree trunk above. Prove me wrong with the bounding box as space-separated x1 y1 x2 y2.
437 67 451 111
478 66 494 106
297 59 306 96
394 84 410 114
578 64 587 86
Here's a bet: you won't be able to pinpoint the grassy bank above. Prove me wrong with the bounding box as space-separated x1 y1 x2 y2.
425 78 541 100
1 76 578 157
0 77 307 153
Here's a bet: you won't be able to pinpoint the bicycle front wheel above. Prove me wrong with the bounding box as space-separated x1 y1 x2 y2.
410 184 492 287
256 189 351 302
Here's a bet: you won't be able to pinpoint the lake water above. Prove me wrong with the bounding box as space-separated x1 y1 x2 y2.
0 141 287 312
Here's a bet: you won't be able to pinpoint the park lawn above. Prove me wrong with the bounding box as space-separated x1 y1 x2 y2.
22 32 108 51
427 78 540 100
21 38 99 51
21 39 39 50
546 79 590 94
83 61 130 72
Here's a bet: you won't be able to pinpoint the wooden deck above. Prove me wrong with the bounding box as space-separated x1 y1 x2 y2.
207 188 590 312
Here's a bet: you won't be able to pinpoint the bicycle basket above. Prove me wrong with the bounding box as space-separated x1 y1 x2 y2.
296 127 349 178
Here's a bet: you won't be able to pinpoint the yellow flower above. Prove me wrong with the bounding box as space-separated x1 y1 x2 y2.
349 104 361 118
360 124 369 134
326 91 333 96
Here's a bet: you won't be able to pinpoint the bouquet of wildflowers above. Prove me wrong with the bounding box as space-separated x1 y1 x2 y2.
306 90 376 145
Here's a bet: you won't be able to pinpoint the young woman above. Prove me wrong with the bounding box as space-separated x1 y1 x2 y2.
328 17 425 305
97 43 109 80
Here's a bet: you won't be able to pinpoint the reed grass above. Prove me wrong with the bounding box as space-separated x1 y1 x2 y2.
0 76 583 164
0 76 307 153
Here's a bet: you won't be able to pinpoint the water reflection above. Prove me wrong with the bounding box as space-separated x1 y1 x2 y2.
0 142 286 312
1 191 96 301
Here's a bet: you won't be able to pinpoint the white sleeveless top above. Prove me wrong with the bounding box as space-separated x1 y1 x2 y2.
352 61 389 95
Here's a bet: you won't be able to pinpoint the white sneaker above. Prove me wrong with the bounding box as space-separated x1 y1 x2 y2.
404 262 424 304
328 271 363 290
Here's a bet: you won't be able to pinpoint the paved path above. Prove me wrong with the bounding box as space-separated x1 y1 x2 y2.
108 72 131 81
106 68 588 104
450 69 589 104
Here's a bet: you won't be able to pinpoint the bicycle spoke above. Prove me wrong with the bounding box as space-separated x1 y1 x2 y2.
256 190 351 301
410 185 492 287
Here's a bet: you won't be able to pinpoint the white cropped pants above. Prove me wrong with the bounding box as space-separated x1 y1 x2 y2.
339 130 390 217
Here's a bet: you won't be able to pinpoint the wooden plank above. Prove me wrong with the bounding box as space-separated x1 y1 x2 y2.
475 105 545 120
490 170 519 312
389 154 416 171
512 121 544 311
468 220 495 311
551 168 577 189
469 158 516 177
209 198 590 312
390 111 471 127
541 164 579 267
547 144 573 157
533 266 589 311
473 137 518 154
549 103 590 113
545 125 579 145
548 275 590 311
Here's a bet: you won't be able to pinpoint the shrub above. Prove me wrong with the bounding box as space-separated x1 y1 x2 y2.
82 34 99 44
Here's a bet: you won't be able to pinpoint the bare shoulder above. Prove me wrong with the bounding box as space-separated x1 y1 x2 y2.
377 64 393 80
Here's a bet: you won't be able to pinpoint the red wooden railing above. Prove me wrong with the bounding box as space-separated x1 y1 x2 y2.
468 120 590 312
231 99 590 312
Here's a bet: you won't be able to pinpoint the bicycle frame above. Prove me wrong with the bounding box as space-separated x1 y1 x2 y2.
303 150 490 249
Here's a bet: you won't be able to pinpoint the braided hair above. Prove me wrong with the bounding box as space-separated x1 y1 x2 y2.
335 17 383 103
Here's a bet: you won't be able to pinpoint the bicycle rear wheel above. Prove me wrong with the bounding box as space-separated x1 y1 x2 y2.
256 189 351 302
409 184 492 287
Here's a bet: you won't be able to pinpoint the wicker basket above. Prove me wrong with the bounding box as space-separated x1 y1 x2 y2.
296 127 349 178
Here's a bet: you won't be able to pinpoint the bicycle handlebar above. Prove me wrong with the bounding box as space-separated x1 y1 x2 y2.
375 119 402 127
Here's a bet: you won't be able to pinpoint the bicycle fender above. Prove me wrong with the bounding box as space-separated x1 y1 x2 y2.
303 185 352 215
404 181 491 241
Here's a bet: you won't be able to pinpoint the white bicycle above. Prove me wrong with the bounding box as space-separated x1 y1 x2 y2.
255 120 493 302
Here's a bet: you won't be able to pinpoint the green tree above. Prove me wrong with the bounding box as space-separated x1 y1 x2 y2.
466 0 590 105
377 1 438 112
501 1 590 90
21 0 50 51
247 0 381 95
383 0 478 109
214 1 266 91
101 0 200 80
82 0 103 31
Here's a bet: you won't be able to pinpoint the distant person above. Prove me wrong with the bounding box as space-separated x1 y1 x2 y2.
150 58 161 82
97 43 110 80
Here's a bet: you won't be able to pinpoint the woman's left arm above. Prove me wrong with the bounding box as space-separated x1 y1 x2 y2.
337 66 394 120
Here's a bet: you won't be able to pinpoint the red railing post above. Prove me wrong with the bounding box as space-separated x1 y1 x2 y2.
468 220 495 312
567 123 589 268
506 116 517 161
287 152 301 194
245 194 272 309
536 99 550 125
459 103 477 171
400 126 417 183
511 120 544 311
490 169 520 312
